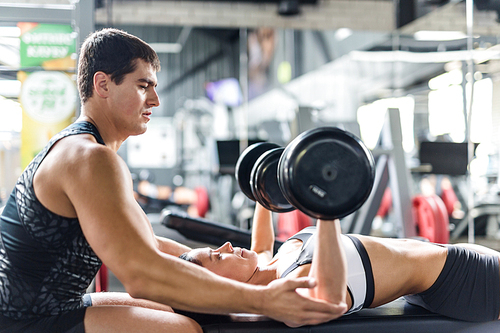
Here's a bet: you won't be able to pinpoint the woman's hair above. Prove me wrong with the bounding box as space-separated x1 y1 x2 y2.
77 28 161 104
179 252 203 267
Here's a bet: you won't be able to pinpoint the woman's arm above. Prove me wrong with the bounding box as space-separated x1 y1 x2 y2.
250 203 275 265
155 235 192 257
304 219 348 313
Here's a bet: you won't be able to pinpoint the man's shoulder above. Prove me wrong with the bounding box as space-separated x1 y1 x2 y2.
52 135 129 197
54 134 118 169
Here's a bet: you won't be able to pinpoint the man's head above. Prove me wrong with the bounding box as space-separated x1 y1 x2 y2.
77 28 160 104
180 242 259 282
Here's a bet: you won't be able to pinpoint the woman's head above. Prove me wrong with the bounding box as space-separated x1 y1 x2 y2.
77 28 161 104
180 242 259 282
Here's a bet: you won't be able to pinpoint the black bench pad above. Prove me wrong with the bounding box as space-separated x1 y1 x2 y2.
178 299 500 333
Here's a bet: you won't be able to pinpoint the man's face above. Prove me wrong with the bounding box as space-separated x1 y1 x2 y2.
188 242 259 282
106 59 160 136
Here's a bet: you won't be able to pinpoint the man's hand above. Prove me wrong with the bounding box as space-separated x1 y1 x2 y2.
260 277 347 327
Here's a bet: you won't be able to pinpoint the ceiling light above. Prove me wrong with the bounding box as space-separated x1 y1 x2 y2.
428 69 463 90
414 30 467 41
0 26 21 38
335 28 353 41
0 80 21 98
149 43 182 53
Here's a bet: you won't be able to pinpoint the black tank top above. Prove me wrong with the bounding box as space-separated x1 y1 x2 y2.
0 121 103 319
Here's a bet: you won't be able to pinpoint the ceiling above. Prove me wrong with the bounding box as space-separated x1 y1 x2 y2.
2 0 500 117
92 0 500 35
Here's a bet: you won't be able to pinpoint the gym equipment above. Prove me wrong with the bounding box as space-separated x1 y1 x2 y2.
440 186 459 217
412 195 449 244
343 108 415 238
162 211 499 333
429 195 449 244
276 210 313 241
236 142 280 202
251 147 295 212
194 186 210 218
235 127 375 220
278 127 375 220
95 264 108 292
375 187 392 218
180 298 493 333
162 210 284 253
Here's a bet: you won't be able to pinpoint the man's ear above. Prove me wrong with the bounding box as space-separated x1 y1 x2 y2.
94 72 110 98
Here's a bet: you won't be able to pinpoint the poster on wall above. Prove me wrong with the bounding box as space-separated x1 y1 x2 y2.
17 22 77 168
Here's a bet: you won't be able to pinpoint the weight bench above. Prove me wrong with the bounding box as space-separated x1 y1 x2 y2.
161 210 500 333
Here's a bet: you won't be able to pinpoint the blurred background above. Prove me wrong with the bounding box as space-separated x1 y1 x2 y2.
2 0 500 262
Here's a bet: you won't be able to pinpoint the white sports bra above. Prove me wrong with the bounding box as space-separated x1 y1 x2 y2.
280 227 374 315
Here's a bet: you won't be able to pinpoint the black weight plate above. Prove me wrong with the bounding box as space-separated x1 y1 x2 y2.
251 148 295 213
278 127 375 220
235 142 280 201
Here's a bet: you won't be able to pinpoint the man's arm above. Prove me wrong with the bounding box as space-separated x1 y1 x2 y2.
250 203 274 264
65 145 343 327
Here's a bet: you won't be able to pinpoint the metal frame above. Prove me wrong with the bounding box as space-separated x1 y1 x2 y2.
344 108 415 238
0 3 74 24
0 1 94 49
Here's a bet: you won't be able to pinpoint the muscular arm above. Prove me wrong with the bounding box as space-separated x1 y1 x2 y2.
60 141 341 326
250 203 274 264
302 219 348 315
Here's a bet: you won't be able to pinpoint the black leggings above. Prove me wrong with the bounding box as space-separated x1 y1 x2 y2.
405 245 500 322
0 294 91 333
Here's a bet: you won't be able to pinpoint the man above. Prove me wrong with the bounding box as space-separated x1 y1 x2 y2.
0 28 343 332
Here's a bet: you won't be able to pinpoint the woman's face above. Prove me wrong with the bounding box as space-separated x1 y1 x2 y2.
188 242 259 282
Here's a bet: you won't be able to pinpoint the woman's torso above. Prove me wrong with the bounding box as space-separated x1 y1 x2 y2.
273 232 447 309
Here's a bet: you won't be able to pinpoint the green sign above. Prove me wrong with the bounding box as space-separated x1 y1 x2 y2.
19 23 76 68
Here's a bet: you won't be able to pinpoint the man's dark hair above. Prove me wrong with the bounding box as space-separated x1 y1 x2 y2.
77 28 161 103
179 252 203 267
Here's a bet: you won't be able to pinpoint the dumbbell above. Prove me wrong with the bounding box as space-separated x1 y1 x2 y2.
235 142 295 213
235 127 375 220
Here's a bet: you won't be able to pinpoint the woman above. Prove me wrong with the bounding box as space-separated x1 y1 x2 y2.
181 203 500 322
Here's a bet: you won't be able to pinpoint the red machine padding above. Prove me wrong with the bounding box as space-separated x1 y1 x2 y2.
95 264 108 292
427 195 450 244
413 195 437 242
277 210 313 242
412 195 449 244
440 187 458 217
376 187 392 218
195 187 210 218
